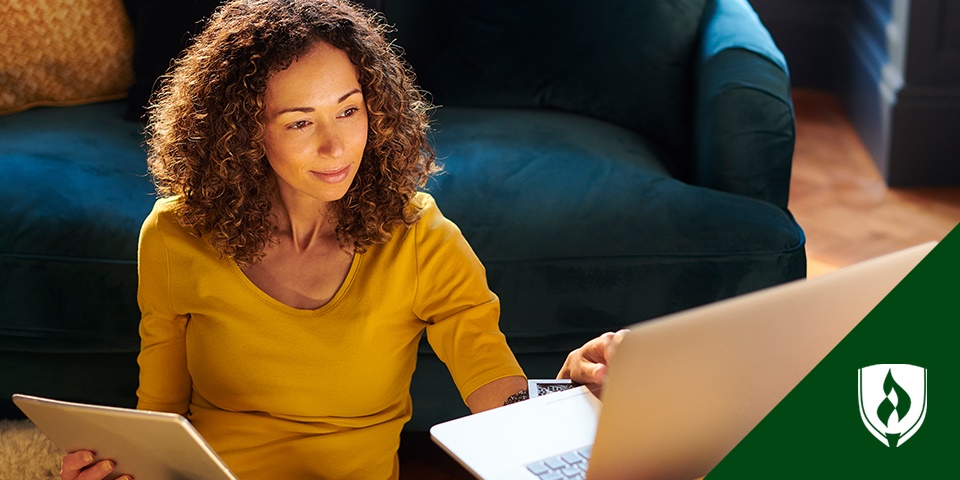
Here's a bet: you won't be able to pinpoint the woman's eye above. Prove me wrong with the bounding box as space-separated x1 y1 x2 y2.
287 120 310 130
339 107 358 118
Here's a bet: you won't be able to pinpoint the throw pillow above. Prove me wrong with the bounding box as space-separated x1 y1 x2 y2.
0 0 135 116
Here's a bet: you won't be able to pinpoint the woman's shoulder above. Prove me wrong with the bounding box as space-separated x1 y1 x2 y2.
404 191 472 252
140 196 223 262
143 196 181 225
152 195 181 212
408 191 436 212
373 192 456 253
141 196 193 241
408 191 455 233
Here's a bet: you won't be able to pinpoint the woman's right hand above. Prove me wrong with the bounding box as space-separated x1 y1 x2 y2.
60 451 132 480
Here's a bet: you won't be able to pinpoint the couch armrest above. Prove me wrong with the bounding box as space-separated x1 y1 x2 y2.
693 0 795 209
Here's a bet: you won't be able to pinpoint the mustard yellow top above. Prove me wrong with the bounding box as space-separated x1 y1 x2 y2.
135 192 525 479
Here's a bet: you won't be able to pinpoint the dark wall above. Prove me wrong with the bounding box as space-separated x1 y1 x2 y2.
749 0 849 91
751 0 960 187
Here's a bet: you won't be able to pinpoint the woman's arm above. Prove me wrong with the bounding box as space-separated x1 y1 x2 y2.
135 200 192 414
465 329 628 414
465 375 528 413
412 196 527 412
469 327 629 412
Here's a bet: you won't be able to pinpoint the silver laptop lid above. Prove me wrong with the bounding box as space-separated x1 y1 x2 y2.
588 242 935 479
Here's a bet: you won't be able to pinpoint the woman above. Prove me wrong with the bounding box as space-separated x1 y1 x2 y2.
61 0 620 478
64 0 524 477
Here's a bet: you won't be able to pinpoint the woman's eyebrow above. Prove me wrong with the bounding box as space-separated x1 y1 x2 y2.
273 88 362 118
337 88 362 103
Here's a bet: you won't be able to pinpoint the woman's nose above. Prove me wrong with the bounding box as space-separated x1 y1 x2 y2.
315 127 344 158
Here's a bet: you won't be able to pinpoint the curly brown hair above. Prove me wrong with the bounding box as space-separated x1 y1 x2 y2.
146 0 438 265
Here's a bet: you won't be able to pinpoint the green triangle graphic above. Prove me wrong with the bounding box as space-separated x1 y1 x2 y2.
706 223 960 479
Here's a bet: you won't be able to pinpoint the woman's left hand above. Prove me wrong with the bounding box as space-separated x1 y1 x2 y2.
557 329 629 397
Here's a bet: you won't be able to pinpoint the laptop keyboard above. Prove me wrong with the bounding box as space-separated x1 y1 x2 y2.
525 446 591 480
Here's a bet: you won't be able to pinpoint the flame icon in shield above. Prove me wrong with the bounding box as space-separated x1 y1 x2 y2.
858 364 927 447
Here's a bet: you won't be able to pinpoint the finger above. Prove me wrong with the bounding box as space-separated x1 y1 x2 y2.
70 460 116 480
582 362 607 385
556 353 575 380
556 352 588 381
607 329 630 358
81 460 117 480
568 354 607 386
60 451 95 479
582 331 619 365
557 332 617 380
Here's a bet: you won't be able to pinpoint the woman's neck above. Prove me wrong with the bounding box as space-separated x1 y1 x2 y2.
271 185 340 254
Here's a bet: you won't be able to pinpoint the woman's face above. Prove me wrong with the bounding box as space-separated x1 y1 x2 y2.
262 42 368 208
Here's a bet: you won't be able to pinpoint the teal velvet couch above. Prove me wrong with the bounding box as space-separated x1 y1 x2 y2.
392 0 806 428
0 0 806 430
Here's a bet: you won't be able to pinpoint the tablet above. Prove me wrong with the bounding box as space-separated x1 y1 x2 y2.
12 394 237 480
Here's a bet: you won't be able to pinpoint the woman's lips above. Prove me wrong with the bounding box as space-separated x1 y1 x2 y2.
311 164 351 184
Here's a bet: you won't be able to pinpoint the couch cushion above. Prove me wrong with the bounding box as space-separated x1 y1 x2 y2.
0 101 153 352
427 107 806 352
417 0 709 163
0 0 135 116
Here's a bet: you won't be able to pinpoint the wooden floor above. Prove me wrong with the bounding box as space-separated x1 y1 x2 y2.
788 89 960 276
396 88 960 478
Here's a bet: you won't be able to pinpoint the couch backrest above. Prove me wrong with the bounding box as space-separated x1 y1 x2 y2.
384 0 709 163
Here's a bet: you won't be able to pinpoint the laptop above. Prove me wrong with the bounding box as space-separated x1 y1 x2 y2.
430 242 936 480
12 394 237 480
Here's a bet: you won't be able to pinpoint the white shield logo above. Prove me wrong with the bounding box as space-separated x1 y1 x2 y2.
858 364 927 447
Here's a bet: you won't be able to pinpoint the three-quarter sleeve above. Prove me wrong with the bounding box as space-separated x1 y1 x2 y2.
135 200 192 414
412 197 525 402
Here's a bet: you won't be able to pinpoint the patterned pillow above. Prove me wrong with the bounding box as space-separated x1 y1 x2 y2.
0 0 135 116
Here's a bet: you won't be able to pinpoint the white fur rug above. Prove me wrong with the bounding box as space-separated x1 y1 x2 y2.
0 419 61 480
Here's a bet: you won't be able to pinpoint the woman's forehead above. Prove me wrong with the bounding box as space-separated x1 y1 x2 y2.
264 42 361 109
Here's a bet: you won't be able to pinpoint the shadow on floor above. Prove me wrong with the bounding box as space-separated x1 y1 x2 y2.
399 430 475 479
